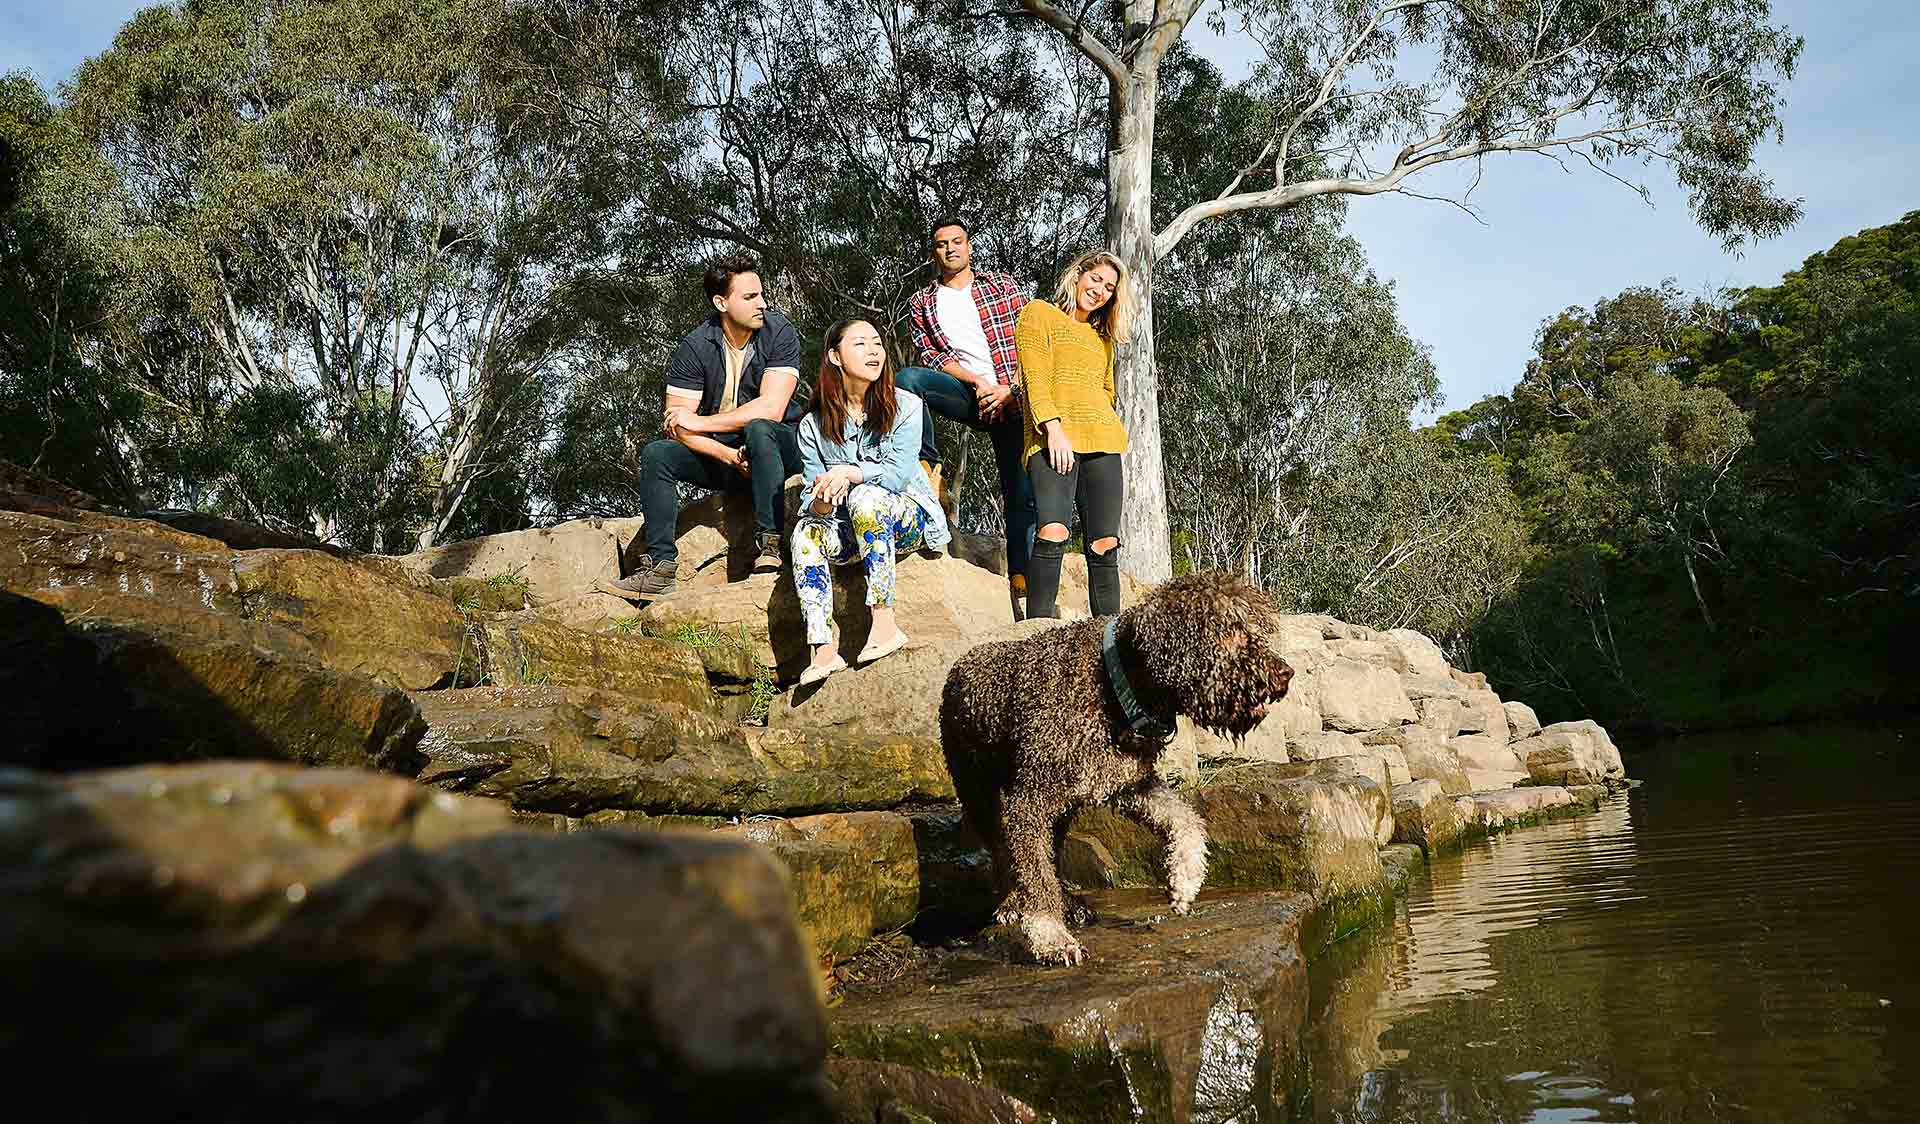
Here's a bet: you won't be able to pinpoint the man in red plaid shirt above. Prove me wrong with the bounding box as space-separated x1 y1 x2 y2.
898 218 1038 596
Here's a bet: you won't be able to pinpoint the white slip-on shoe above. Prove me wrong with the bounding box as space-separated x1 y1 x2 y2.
856 628 909 665
798 654 846 686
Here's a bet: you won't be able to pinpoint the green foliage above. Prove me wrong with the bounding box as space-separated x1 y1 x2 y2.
1458 213 1920 729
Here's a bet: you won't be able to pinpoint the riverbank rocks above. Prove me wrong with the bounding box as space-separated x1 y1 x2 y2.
415 686 952 817
1391 779 1469 854
476 614 719 711
1463 784 1604 833
1504 700 1543 740
1383 628 1451 679
1 506 242 612
1066 766 1391 948
832 888 1316 1124
394 515 645 605
232 548 467 689
0 762 832 1122
1363 726 1471 795
1316 656 1418 733
1512 719 1627 786
4 588 425 774
728 811 920 961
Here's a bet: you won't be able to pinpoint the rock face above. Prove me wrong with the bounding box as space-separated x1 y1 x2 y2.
728 812 920 961
233 548 468 690
1511 719 1627 786
833 889 1316 1124
5 589 426 774
1391 780 1468 854
415 686 953 817
394 515 646 605
1504 699 1543 741
1315 656 1417 733
0 763 832 1122
1363 726 1471 795
1067 766 1391 948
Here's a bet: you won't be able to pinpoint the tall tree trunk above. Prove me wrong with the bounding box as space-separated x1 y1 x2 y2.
1108 66 1172 584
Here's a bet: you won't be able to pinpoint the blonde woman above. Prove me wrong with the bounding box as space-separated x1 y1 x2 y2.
1012 249 1137 618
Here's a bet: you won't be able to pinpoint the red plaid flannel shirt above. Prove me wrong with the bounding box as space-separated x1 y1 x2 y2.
908 271 1029 386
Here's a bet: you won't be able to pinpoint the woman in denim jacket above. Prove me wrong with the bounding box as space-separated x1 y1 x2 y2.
793 318 952 685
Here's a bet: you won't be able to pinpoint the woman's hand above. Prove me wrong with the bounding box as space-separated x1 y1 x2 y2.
1044 422 1075 476
815 465 858 507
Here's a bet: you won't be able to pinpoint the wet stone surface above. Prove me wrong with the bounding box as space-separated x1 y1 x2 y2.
832 888 1317 1124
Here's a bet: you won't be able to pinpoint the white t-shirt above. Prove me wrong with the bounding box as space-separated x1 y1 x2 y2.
934 283 994 381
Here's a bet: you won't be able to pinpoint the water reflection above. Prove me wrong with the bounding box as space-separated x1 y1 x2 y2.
1304 722 1920 1124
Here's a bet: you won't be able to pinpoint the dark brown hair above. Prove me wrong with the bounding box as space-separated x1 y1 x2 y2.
702 255 759 302
813 319 898 441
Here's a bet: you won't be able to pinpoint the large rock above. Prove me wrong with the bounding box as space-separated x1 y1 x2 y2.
1504 699 1543 741
1324 636 1407 674
1287 729 1365 761
1 507 241 613
1462 784 1603 833
232 548 466 690
7 588 425 774
1068 767 1391 948
1314 656 1416 733
0 763 832 1122
1456 687 1510 741
1511 719 1626 786
1451 733 1524 774
833 889 1315 1124
1266 756 1394 846
1411 694 1468 738
392 515 648 606
478 613 719 712
1381 628 1451 679
829 1059 1038 1124
1390 779 1468 854
729 811 920 961
1362 726 1470 795
415 686 952 817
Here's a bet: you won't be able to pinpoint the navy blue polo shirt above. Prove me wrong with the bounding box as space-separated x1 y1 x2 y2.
665 309 810 424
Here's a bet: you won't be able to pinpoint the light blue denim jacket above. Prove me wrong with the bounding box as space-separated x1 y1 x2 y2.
797 390 952 549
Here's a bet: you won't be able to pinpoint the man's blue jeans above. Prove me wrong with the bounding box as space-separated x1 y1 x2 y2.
895 366 1036 577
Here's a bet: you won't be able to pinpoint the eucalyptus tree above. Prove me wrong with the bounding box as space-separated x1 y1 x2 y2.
60 0 672 549
1011 0 1802 580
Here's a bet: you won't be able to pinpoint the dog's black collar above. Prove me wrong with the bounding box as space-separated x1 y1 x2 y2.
1102 617 1175 742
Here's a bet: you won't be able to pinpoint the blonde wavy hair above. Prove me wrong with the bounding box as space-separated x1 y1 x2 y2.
1050 248 1136 345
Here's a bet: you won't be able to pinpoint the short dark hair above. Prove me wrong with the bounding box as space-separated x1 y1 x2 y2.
929 217 970 242
703 256 760 302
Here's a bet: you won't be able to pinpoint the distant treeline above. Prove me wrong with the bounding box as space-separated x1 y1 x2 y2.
1444 214 1920 730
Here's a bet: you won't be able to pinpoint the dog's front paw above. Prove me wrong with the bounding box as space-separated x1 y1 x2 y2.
1011 913 1086 966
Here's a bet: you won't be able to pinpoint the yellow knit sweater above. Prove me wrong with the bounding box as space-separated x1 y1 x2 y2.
1015 300 1128 464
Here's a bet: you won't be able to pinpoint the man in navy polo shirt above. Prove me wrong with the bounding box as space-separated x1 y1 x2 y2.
608 257 807 600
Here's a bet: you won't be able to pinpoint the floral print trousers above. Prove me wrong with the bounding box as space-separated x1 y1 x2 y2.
791 483 930 646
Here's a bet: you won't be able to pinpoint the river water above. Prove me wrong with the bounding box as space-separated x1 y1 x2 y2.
1302 721 1920 1124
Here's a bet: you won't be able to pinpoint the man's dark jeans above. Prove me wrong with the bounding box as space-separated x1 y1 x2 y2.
639 418 802 564
896 366 1036 577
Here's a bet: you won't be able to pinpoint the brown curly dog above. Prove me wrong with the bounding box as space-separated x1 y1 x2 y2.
939 571 1295 964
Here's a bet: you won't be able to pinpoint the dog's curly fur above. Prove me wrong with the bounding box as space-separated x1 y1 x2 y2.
939 571 1295 965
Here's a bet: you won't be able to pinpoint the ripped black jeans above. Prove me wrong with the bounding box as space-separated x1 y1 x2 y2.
1025 450 1123 618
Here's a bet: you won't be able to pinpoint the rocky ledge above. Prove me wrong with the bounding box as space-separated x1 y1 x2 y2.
0 460 1630 1122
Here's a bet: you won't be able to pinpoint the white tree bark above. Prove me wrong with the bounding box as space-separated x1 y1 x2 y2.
1108 63 1174 582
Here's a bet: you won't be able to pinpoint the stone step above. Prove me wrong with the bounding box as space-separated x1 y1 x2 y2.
832 888 1317 1124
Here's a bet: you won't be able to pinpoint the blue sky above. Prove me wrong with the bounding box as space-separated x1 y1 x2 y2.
6 0 1912 414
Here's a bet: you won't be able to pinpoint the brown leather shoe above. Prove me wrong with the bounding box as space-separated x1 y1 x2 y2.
602 557 677 600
